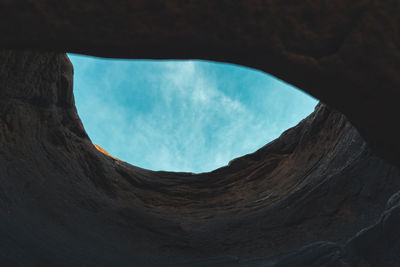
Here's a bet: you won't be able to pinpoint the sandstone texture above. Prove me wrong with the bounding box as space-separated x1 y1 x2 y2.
1 0 399 166
0 50 399 266
0 1 400 266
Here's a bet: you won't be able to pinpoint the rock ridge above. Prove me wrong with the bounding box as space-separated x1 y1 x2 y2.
0 50 399 266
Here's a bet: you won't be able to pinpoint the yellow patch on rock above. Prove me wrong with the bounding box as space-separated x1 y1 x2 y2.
93 144 120 161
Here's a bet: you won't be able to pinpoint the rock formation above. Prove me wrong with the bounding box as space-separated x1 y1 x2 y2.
0 1 400 266
0 50 399 266
1 0 399 166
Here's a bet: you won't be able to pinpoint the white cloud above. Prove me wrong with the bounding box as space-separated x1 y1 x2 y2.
69 54 317 173
123 61 266 172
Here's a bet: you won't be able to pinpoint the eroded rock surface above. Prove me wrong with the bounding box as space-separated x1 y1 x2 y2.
0 50 399 266
1 0 400 166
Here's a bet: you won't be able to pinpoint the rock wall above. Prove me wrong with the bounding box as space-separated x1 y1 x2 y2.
0 50 399 266
1 0 400 166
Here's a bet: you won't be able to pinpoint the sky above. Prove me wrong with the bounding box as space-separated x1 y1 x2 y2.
68 54 318 173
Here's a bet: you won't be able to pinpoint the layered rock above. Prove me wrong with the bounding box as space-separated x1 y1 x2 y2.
0 50 399 266
1 0 399 166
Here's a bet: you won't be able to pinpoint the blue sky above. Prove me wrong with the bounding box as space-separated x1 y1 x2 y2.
68 54 317 173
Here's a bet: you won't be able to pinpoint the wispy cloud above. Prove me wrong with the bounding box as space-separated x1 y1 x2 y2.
69 54 317 173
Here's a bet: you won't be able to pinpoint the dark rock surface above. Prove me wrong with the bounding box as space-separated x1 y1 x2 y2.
0 50 399 266
1 0 399 166
0 1 400 266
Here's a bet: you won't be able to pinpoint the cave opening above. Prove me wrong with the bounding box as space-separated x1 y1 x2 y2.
68 53 318 173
